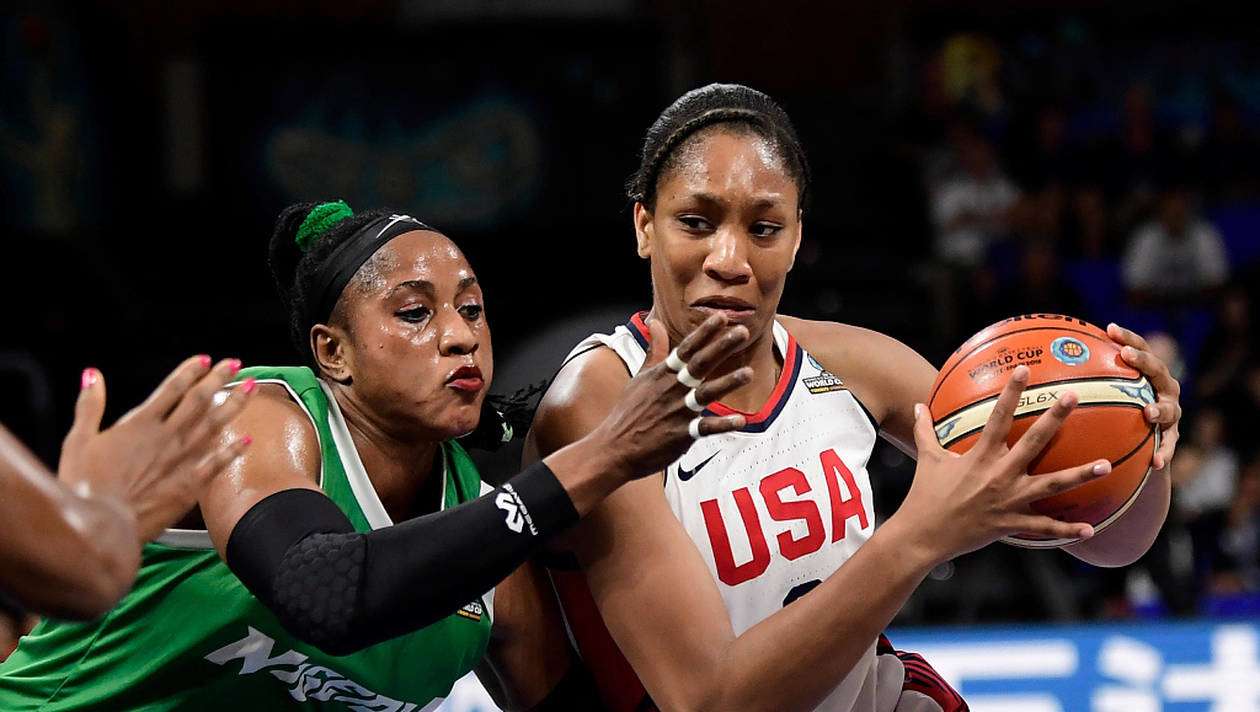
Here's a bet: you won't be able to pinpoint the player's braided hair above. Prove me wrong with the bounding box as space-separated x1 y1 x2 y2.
268 201 394 357
627 83 811 210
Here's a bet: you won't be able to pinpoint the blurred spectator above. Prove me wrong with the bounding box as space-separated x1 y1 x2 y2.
1100 84 1173 234
1198 91 1260 204
931 132 1020 268
1121 186 1229 304
1197 285 1257 402
1222 463 1260 591
924 116 981 194
1009 102 1075 191
1172 409 1239 585
1219 361 1260 464
938 34 1005 118
977 239 1084 327
1067 186 1118 259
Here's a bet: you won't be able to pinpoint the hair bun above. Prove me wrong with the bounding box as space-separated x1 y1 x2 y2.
295 200 354 252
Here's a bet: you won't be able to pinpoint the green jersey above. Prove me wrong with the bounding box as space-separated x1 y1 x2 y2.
0 366 494 711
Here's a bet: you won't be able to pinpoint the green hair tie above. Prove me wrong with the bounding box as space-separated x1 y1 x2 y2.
295 200 354 252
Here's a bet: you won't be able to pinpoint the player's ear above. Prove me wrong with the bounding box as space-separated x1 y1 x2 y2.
634 202 654 259
311 323 352 384
787 212 803 272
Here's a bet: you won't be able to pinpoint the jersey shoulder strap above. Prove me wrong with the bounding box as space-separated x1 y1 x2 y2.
566 311 792 378
561 311 653 375
442 439 485 507
234 365 377 532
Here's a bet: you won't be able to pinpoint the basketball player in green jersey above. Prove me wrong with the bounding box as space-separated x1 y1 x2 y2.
0 201 754 710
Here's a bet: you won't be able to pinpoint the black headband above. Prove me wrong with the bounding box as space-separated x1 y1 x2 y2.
306 214 433 327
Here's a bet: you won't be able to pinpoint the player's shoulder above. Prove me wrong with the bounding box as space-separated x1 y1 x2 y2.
236 382 313 434
532 345 632 451
227 382 321 479
778 314 921 369
777 314 936 424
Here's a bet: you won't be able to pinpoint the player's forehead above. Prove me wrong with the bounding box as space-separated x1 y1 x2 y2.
660 129 797 208
365 231 479 297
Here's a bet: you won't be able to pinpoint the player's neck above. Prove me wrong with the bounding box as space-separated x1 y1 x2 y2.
329 386 443 520
720 326 783 413
666 315 782 414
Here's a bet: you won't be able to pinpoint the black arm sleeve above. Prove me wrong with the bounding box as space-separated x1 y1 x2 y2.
225 460 578 655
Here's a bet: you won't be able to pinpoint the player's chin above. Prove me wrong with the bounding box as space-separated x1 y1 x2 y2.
433 401 483 440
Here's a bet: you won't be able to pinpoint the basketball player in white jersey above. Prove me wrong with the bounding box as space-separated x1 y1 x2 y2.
525 84 1181 712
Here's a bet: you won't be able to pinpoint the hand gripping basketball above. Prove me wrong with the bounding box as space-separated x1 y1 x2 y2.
587 314 753 483
894 366 1112 563
1107 323 1182 471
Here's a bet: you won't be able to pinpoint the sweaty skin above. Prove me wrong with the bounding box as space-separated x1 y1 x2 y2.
527 127 1178 712
199 230 754 709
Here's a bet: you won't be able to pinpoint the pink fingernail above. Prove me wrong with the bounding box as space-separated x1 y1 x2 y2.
228 358 242 375
240 377 257 394
80 368 97 390
241 435 253 447
198 354 212 369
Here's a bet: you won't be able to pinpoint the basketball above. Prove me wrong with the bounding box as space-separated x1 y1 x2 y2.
928 314 1159 548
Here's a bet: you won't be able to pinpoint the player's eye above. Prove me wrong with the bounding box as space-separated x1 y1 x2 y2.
750 222 783 238
459 303 483 321
678 215 714 232
397 306 432 323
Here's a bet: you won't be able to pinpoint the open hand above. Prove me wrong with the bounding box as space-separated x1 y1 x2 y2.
59 356 256 542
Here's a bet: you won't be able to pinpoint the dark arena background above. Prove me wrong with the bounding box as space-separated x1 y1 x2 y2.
3 1 1260 709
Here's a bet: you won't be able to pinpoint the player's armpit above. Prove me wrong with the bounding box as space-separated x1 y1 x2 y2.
570 478 739 712
477 562 575 711
780 315 937 456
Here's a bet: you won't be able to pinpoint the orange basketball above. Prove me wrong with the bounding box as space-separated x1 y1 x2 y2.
928 314 1159 548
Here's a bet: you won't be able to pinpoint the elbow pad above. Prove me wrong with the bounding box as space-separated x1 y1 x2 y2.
226 461 578 655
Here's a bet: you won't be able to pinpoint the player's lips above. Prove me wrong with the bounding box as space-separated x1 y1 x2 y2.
692 296 756 322
445 365 484 393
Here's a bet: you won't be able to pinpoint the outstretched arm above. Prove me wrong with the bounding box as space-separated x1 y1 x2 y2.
0 357 252 619
0 423 136 619
210 317 753 655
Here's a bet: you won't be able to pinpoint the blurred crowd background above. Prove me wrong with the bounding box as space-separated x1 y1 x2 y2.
3 0 1260 653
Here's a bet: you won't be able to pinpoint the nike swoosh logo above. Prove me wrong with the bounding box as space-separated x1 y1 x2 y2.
677 452 720 482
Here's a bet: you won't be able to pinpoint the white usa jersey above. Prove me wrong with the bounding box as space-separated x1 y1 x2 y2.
563 312 907 712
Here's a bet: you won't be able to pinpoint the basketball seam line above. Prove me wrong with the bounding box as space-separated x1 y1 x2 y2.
930 324 1115 404
932 374 1150 426
937 398 1151 449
